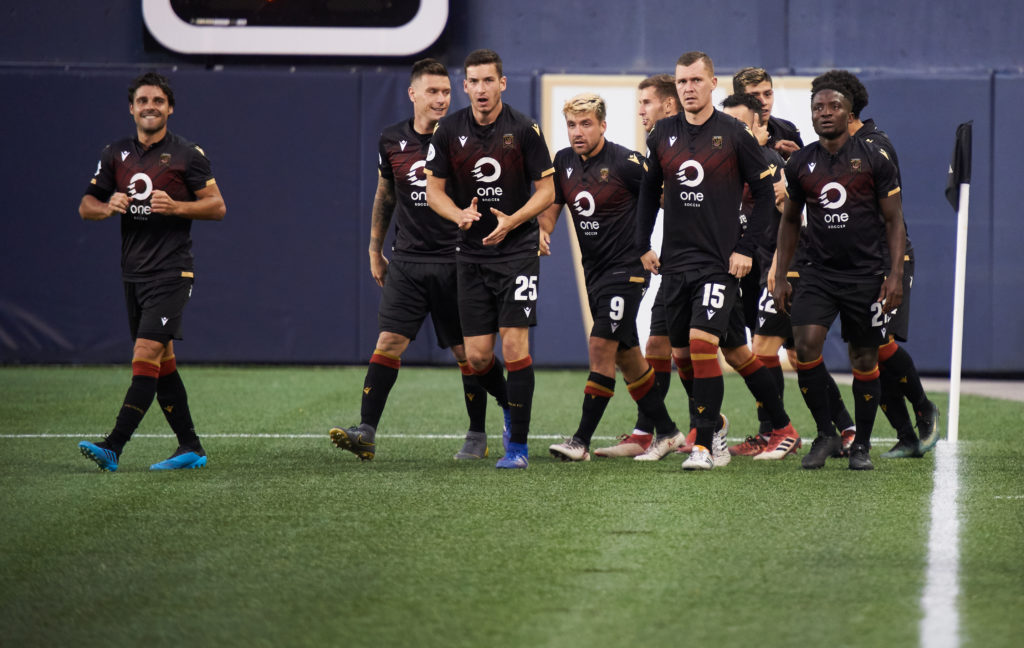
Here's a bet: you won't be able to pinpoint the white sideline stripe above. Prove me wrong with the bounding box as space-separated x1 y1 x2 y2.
1 433 902 442
920 440 960 648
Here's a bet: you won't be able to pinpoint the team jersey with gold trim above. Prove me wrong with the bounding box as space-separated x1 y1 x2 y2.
785 136 900 280
425 104 554 262
552 140 647 284
854 118 914 257
378 119 457 262
637 110 775 274
85 131 215 281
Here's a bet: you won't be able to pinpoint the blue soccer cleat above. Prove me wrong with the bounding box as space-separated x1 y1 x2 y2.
150 446 208 470
502 407 512 453
496 441 529 469
79 440 119 472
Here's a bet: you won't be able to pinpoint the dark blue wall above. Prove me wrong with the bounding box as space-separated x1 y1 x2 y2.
1 1 1022 373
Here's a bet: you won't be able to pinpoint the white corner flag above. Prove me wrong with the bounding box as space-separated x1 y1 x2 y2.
944 122 972 443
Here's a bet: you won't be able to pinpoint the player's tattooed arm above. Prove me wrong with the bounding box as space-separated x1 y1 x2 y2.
368 176 397 287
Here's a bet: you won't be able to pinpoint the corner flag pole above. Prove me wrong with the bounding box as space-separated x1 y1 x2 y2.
945 122 973 443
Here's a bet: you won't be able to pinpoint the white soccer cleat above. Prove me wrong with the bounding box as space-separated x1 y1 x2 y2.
712 420 731 467
682 444 714 470
634 430 685 461
548 437 591 462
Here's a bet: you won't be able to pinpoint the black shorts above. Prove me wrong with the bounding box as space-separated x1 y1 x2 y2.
587 273 647 350
754 272 796 348
660 269 738 347
790 270 888 348
378 260 463 349
885 253 914 342
718 291 750 349
124 277 193 344
457 256 539 336
739 259 760 331
648 281 669 337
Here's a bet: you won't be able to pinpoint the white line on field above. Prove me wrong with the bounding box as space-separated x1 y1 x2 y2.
920 440 960 648
0 433 902 443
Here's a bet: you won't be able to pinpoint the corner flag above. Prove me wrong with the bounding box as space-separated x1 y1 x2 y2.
946 121 972 443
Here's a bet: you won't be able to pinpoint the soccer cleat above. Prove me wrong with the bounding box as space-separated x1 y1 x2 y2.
454 431 489 460
78 440 119 472
549 437 591 462
915 401 941 456
729 435 769 457
502 407 512 453
754 424 802 461
834 426 857 457
150 445 207 470
801 435 842 469
634 430 685 461
681 445 714 470
711 423 731 467
496 441 529 469
329 423 376 461
848 442 875 470
675 428 698 454
594 431 652 458
881 439 919 459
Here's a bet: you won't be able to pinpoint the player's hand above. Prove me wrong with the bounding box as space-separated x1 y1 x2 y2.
772 276 793 315
369 251 389 287
107 192 130 215
539 229 552 256
729 252 752 278
767 252 778 293
482 207 513 246
150 190 178 215
773 179 787 208
774 139 800 158
877 274 903 313
459 197 481 231
641 250 660 275
753 117 770 146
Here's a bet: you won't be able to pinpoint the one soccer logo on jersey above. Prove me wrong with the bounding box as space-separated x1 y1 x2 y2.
676 160 704 188
127 172 154 201
471 157 501 183
572 191 596 218
406 160 427 187
818 181 847 209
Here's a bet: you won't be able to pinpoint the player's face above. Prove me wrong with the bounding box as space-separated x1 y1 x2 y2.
811 89 851 139
410 73 451 124
675 60 717 115
565 110 606 159
129 85 173 135
638 87 674 133
723 104 757 130
741 80 775 121
464 63 506 119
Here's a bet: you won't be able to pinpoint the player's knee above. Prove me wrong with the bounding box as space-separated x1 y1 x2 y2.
721 345 751 368
375 332 410 356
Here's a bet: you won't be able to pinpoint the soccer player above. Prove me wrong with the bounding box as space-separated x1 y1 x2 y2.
330 59 492 462
732 67 803 160
77 72 226 472
538 93 680 462
425 49 555 469
809 70 940 459
773 77 906 471
595 74 688 458
636 52 776 470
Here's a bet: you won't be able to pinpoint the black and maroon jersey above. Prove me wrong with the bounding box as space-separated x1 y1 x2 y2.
425 103 554 263
552 140 648 284
378 119 457 263
854 118 914 256
637 110 775 274
785 136 901 281
739 144 787 277
767 115 803 154
85 131 215 282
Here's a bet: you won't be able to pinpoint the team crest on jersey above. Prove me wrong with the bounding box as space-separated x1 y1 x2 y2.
850 158 862 172
503 134 514 149
399 140 408 151
599 168 610 183
566 167 574 178
160 153 171 166
712 136 723 149
458 135 468 147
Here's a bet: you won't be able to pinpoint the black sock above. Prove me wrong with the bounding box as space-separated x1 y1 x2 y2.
797 360 834 437
881 344 928 411
459 362 488 434
852 374 881 447
634 358 672 433
880 369 916 443
361 352 400 429
741 365 790 429
107 373 158 453
628 368 677 437
506 356 534 445
575 372 615 444
475 357 509 409
157 369 200 448
827 373 855 432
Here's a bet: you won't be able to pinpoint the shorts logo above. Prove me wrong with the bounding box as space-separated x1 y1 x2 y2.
161 317 168 326
818 181 847 209
706 308 716 320
471 157 502 183
758 316 766 327
572 190 595 217
523 306 532 317
128 172 154 201
676 160 704 187
406 159 427 187
610 322 619 333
